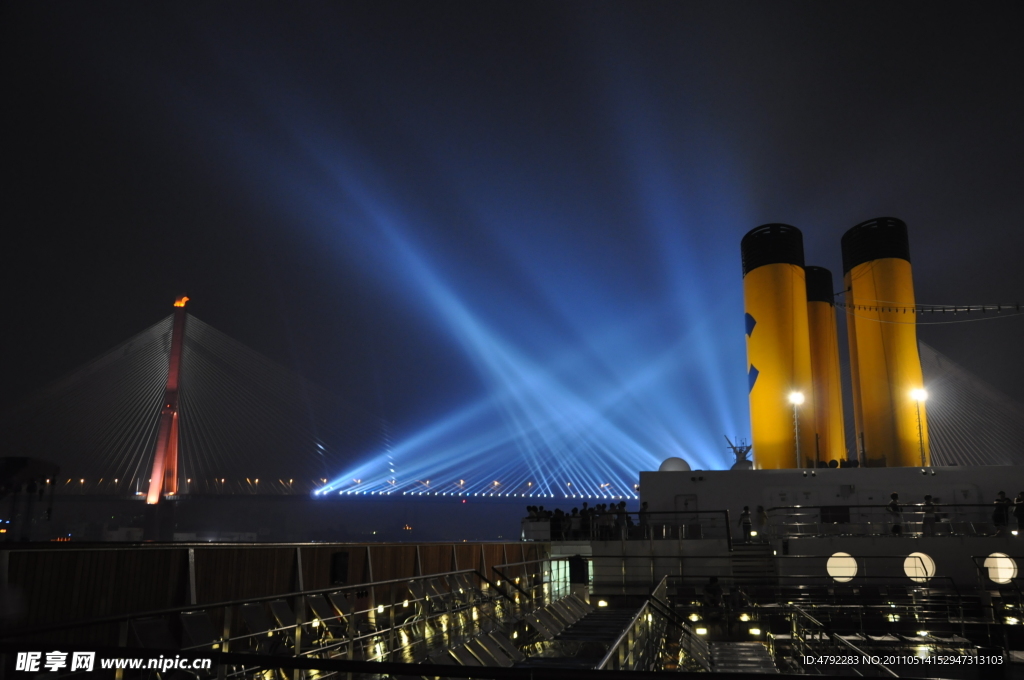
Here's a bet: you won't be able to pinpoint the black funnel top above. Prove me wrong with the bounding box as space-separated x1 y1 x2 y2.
741 224 805 276
841 217 911 273
805 266 835 304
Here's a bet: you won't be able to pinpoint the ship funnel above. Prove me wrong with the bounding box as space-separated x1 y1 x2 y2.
805 266 845 465
841 217 929 467
741 224 816 469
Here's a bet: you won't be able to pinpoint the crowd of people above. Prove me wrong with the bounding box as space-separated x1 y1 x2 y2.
527 490 1024 542
523 501 650 540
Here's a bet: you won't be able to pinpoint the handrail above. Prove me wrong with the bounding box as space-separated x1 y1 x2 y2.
595 575 669 670
970 554 1024 588
643 595 711 672
594 603 651 669
768 502 1006 511
523 509 730 518
491 557 562 570
790 605 898 677
491 567 536 600
0 539 526 553
570 552 964 596
526 509 734 548
491 556 571 601
2 566 510 640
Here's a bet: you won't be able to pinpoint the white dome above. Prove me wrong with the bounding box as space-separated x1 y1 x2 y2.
659 457 692 472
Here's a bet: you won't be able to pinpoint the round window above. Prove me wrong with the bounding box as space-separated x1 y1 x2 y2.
826 552 857 583
984 553 1017 584
904 552 936 583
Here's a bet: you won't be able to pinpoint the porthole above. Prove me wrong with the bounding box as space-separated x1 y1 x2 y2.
984 553 1017 584
826 552 857 583
904 552 935 583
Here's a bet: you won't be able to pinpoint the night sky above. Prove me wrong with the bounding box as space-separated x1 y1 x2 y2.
5 2 1023 472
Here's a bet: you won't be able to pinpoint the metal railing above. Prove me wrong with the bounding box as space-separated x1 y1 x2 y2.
584 550 967 598
663 554 965 618
3 567 528 679
767 503 1017 539
490 556 573 605
788 605 899 677
646 579 710 671
523 510 733 545
595 576 670 671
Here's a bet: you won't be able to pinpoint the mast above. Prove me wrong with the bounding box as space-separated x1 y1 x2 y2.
145 296 188 504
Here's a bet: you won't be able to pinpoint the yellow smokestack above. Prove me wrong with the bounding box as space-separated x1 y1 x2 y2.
741 224 816 469
842 217 929 467
805 266 846 466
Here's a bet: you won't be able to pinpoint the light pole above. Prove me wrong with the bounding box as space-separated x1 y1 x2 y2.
911 388 928 467
789 391 805 468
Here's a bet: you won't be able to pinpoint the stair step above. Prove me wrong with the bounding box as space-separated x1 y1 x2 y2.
709 641 778 674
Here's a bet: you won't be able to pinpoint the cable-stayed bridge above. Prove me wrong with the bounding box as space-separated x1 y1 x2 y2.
918 342 1024 467
1 307 387 499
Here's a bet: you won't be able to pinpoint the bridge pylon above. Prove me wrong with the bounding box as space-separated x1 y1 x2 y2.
145 296 188 504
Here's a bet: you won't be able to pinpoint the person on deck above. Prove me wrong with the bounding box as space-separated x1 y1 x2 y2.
922 495 937 537
738 506 752 543
887 493 902 536
993 491 1011 536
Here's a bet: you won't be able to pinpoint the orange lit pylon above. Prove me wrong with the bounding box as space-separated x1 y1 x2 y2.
146 297 188 504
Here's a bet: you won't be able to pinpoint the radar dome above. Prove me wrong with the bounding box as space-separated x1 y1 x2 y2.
659 457 692 472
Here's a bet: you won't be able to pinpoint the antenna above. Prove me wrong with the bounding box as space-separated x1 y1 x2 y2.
725 435 753 469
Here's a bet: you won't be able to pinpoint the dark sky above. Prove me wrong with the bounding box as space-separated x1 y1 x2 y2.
5 2 1023 467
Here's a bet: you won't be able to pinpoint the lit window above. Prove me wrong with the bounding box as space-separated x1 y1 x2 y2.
985 553 1017 584
903 552 936 583
826 552 857 583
